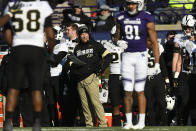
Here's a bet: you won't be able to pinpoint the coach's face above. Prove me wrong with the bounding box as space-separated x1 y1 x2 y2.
80 33 89 43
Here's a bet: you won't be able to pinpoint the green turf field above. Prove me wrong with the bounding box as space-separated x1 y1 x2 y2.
5 126 196 131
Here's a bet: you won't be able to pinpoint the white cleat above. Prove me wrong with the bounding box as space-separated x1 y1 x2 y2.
132 124 145 130
123 123 134 130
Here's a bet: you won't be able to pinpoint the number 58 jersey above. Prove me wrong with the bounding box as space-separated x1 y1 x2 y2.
4 1 53 47
116 11 154 52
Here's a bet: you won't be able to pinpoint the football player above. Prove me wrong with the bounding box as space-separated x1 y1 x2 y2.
104 40 124 126
0 0 21 27
3 0 55 131
113 0 160 129
171 15 195 125
49 23 80 126
144 38 167 126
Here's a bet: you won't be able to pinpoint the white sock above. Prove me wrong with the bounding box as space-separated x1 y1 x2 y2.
125 113 132 124
138 113 145 125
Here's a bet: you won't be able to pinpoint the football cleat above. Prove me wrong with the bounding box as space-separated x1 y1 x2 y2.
123 123 134 129
132 124 145 130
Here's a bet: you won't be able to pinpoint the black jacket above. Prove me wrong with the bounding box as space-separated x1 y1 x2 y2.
62 9 93 31
94 15 116 32
71 39 112 82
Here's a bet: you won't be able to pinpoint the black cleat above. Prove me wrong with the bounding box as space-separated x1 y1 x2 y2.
32 119 41 131
3 119 13 131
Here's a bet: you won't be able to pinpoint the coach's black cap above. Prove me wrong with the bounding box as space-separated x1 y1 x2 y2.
78 26 89 35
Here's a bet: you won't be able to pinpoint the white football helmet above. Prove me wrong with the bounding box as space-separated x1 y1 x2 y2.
126 0 144 15
181 15 196 37
53 26 64 41
165 95 176 111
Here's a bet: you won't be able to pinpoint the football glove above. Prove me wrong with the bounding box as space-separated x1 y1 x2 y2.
172 72 179 88
46 53 56 66
154 63 161 75
67 53 86 66
117 40 128 49
7 0 22 17
172 78 178 88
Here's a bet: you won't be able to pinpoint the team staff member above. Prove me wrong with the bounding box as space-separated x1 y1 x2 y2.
71 26 112 127
172 15 193 125
3 1 55 131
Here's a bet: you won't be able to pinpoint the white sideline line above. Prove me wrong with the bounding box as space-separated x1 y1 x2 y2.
41 129 115 131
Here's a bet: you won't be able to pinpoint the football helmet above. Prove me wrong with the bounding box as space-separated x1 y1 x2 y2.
125 0 144 15
53 26 64 41
181 15 196 37
165 95 176 111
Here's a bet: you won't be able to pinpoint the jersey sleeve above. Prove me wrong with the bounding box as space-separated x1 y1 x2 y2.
41 1 53 18
58 43 68 53
145 11 154 23
174 34 184 47
159 43 164 54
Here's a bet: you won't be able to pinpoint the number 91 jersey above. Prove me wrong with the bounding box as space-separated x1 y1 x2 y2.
116 11 154 52
4 1 53 47
104 42 124 74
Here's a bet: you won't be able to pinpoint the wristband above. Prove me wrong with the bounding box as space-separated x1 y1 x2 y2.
165 78 170 83
174 72 180 78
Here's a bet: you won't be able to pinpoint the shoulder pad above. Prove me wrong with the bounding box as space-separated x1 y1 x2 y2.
144 11 151 15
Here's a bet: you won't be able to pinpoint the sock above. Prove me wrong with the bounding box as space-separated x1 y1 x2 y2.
34 112 41 124
139 113 145 125
5 111 14 120
112 115 121 126
125 113 132 124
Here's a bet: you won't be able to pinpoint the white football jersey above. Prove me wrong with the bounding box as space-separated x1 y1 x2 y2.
174 33 196 73
183 38 196 73
104 42 124 74
146 43 164 76
174 33 188 48
50 38 77 76
4 1 53 47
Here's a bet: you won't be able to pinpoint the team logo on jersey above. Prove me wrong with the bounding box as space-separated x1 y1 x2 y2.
124 19 141 25
77 49 94 57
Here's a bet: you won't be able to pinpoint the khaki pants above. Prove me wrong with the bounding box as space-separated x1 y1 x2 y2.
77 74 107 127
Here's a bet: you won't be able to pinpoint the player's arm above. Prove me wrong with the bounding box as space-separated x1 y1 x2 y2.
0 15 11 27
3 23 12 46
0 0 22 27
147 22 160 63
172 43 181 87
52 51 67 67
112 18 121 44
44 16 55 53
172 43 181 73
